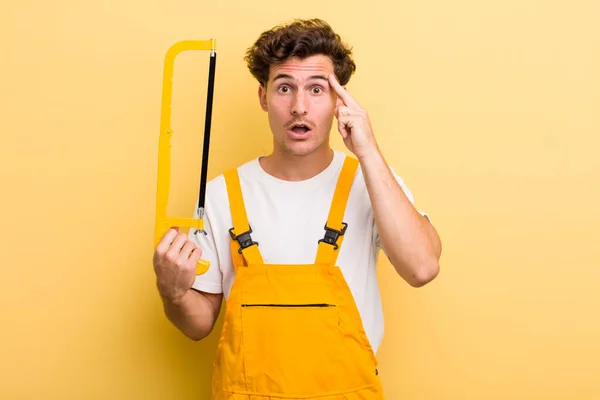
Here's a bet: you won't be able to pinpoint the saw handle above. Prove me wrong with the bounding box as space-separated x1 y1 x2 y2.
154 224 211 276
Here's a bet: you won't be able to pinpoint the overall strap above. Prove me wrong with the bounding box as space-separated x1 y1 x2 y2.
223 168 264 268
315 156 359 266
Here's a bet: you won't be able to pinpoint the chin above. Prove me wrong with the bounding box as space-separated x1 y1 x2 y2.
284 146 316 157
282 140 322 157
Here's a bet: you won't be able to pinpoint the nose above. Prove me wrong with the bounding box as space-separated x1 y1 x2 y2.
291 91 308 116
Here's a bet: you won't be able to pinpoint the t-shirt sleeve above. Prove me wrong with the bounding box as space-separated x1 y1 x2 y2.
373 166 431 250
188 203 224 294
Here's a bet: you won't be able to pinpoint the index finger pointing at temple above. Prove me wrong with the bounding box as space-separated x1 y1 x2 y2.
328 73 359 108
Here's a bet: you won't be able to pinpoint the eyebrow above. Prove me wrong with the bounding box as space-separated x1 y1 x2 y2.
272 73 329 82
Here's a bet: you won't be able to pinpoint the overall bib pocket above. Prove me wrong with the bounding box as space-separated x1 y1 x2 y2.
240 303 346 394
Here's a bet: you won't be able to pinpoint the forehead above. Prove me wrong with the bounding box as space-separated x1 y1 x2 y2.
268 54 334 82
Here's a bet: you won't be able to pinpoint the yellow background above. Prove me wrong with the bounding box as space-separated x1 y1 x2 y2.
1 0 599 398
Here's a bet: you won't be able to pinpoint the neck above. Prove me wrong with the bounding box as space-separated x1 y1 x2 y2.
259 144 334 181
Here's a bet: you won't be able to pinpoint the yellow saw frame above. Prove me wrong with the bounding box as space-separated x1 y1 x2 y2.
154 39 217 275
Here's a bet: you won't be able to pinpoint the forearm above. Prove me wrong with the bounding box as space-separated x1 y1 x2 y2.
160 288 219 341
360 150 441 287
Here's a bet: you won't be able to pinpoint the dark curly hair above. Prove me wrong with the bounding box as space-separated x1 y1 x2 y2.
245 18 356 87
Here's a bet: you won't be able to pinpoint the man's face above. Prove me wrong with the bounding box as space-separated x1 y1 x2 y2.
258 54 337 157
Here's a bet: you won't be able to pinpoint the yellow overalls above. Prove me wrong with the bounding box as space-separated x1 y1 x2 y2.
212 156 385 399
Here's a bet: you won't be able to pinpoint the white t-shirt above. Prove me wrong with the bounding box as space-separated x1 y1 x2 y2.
189 150 424 354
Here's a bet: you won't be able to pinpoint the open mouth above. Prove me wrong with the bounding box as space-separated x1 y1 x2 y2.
289 123 311 135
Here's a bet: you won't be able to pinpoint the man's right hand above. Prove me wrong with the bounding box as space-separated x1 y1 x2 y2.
153 227 203 303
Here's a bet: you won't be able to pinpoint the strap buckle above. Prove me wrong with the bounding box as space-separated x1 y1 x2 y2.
229 226 259 254
318 222 348 250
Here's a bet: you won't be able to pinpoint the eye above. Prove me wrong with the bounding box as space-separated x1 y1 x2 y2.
311 86 324 94
278 85 291 94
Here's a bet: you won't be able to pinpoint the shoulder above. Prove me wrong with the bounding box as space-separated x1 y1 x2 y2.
204 174 227 207
202 157 264 221
350 154 416 204
206 158 259 194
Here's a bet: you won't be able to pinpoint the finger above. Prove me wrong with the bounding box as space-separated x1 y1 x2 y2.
189 247 203 263
178 240 197 264
328 73 359 108
339 116 355 128
334 105 353 119
337 106 354 118
338 121 348 139
338 117 352 139
156 227 179 253
174 233 190 252
165 233 189 260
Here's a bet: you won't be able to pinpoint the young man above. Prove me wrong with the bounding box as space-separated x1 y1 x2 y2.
153 18 441 399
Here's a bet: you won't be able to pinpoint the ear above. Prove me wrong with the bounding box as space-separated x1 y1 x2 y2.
258 85 268 112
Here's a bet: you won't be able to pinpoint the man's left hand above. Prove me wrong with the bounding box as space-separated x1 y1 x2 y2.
328 73 379 159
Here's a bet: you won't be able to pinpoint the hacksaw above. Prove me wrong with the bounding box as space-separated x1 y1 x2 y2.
154 39 216 275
